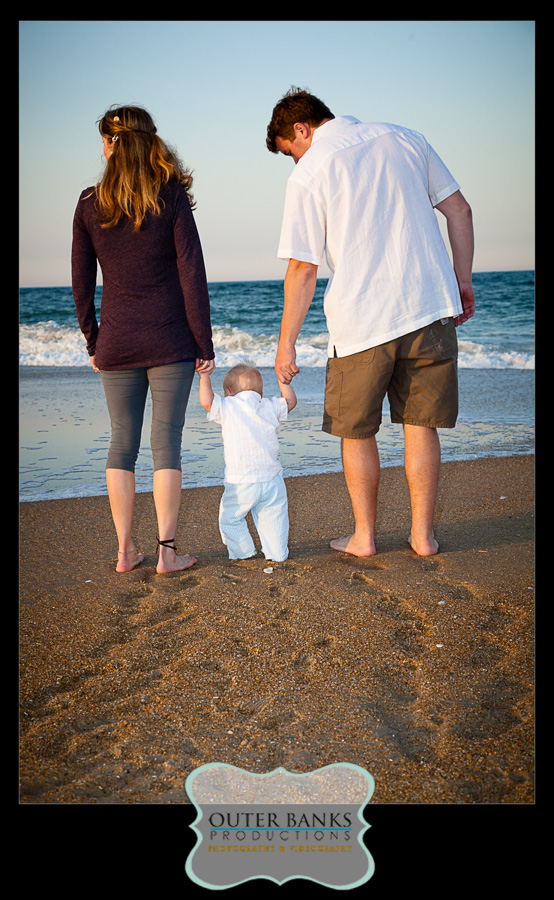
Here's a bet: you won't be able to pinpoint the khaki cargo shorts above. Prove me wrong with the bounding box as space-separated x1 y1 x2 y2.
322 318 459 439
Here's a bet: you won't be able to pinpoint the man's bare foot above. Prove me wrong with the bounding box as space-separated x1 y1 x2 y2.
407 535 439 557
116 549 144 573
330 533 376 557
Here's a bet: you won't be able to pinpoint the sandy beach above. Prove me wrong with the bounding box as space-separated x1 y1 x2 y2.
19 452 534 810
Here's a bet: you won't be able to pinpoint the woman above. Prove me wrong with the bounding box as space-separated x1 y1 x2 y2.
72 105 215 573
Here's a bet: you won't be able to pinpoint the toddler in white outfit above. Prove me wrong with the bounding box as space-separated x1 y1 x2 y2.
199 362 296 561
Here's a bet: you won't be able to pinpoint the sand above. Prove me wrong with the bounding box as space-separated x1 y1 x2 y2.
19 454 534 807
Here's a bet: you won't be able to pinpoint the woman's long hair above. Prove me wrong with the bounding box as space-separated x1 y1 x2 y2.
95 105 195 231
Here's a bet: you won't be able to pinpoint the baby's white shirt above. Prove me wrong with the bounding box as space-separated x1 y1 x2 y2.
207 390 288 483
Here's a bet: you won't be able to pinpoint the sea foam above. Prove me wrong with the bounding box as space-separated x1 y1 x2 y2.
19 322 534 369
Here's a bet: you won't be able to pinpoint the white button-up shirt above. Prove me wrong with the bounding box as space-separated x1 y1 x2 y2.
277 116 463 357
208 391 288 483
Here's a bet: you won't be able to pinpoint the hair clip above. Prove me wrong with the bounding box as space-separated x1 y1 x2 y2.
113 116 120 123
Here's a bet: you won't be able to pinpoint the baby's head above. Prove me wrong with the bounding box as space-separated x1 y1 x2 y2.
223 361 263 397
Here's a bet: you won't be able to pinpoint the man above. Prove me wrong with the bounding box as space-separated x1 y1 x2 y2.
267 87 475 557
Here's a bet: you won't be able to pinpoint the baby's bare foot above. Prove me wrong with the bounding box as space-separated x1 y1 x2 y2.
330 533 376 557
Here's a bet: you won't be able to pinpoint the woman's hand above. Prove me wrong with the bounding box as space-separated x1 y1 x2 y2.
196 358 215 374
90 355 100 373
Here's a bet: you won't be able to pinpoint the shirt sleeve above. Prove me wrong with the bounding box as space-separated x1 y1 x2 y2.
71 192 100 357
172 184 215 360
270 396 289 423
277 179 326 265
206 391 223 424
427 143 460 207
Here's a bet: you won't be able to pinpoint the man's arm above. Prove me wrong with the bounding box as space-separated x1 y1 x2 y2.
435 190 475 326
275 259 318 384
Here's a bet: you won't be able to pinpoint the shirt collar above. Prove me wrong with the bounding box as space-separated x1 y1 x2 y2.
232 390 262 405
311 115 361 146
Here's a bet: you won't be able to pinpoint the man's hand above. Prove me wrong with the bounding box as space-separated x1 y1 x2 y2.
275 340 300 385
454 283 475 326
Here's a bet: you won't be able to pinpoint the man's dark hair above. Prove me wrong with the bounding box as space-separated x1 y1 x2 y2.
266 87 335 153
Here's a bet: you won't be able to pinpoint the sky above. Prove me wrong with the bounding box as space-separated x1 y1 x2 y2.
19 19 535 287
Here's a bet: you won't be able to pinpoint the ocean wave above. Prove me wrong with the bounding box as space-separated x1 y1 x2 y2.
19 322 534 370
19 322 91 367
457 340 535 370
210 324 329 367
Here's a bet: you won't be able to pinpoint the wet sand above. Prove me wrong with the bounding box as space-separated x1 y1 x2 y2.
19 455 534 807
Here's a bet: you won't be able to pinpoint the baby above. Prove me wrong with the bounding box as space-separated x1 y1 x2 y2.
199 361 296 562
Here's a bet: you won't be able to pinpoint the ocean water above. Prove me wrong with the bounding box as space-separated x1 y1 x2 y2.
19 272 534 502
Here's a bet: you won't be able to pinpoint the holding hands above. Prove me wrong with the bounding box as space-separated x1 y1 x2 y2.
274 340 300 385
196 358 215 374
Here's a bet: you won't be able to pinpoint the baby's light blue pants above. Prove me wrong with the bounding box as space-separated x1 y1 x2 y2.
219 473 289 561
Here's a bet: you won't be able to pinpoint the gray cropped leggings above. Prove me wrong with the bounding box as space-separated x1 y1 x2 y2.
100 360 195 473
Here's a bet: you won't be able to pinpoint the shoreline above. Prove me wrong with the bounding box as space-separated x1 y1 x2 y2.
19 454 534 805
20 365 534 503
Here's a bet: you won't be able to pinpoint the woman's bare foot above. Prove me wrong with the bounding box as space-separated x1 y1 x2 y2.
156 540 197 574
407 534 439 557
116 549 144 573
330 533 376 557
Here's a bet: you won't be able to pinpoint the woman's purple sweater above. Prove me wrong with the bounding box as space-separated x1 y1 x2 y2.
71 179 214 370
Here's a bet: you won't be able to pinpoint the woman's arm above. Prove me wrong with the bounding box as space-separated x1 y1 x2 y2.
71 196 100 357
173 184 215 360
